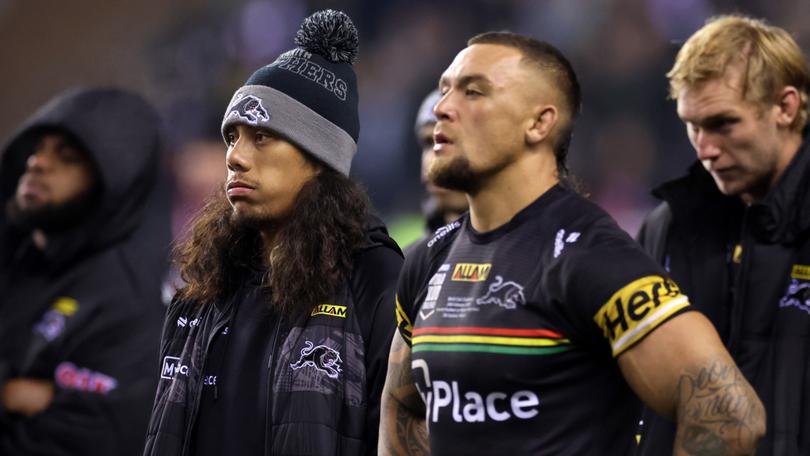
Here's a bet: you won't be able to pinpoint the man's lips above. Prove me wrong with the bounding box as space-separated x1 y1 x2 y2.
226 180 256 197
433 131 453 152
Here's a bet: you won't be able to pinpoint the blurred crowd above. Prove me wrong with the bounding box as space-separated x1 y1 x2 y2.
1 0 809 241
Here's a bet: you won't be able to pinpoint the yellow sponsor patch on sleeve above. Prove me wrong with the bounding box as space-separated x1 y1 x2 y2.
53 297 79 316
593 276 690 357
310 304 347 318
395 295 413 344
791 264 810 281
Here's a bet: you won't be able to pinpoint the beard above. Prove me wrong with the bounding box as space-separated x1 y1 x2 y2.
429 153 509 195
6 190 100 233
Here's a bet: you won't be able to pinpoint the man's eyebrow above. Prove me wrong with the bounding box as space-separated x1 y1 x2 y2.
686 111 740 125
439 73 492 90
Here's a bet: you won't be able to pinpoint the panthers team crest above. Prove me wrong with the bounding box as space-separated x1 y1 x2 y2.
290 340 343 379
779 264 810 316
476 275 526 309
226 94 270 124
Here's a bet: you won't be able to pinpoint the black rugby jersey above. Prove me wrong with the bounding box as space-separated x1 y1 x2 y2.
396 185 692 455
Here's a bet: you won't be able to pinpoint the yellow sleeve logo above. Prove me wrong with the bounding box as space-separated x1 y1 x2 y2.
395 295 413 344
593 276 690 357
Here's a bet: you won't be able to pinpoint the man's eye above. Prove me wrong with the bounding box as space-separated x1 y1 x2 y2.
465 89 481 97
225 133 237 146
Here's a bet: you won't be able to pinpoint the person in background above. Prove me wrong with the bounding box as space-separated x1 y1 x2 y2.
637 15 810 455
412 89 469 239
0 87 168 455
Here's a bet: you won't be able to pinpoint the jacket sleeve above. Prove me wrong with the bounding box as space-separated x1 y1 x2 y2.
636 201 672 263
350 244 404 456
0 294 163 456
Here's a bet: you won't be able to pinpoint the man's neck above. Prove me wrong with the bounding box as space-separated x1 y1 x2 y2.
467 151 559 233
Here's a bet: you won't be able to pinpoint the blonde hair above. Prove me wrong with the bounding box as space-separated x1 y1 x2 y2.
668 15 810 131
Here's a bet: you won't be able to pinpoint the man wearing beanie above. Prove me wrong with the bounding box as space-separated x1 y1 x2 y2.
406 89 468 254
144 10 402 456
0 87 168 455
380 31 763 455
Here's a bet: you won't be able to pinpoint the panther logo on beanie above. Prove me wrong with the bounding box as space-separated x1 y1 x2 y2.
221 10 360 176
225 94 270 125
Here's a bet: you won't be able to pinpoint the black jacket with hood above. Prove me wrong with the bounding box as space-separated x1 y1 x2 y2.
0 88 169 455
636 130 810 455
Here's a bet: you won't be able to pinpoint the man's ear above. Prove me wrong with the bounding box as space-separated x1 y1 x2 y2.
774 85 800 129
526 105 559 145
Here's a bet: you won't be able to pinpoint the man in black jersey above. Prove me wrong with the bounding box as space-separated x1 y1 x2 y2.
144 11 403 456
379 31 765 455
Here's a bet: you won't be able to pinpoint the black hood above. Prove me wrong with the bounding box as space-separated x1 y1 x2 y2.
0 88 160 269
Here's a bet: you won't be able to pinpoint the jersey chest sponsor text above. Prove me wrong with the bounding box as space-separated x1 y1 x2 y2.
414 361 539 424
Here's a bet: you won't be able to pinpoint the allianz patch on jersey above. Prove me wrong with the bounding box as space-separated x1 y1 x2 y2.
593 276 690 357
310 304 347 318
451 263 491 282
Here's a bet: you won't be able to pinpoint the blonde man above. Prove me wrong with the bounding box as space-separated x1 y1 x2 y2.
638 15 810 456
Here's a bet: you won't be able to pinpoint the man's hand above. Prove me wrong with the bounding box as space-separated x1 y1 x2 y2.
619 312 766 455
1 378 55 416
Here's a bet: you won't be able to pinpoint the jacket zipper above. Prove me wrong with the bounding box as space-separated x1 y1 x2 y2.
181 307 230 456
728 207 751 355
263 318 280 456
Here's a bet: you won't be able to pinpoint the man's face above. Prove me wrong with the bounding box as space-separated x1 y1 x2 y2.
224 124 319 225
677 69 788 202
430 44 541 193
418 123 468 215
15 134 97 213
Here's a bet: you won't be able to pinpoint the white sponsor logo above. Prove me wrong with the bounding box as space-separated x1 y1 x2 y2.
203 375 217 386
554 229 580 258
161 356 189 379
428 220 462 248
176 316 200 328
413 361 539 424
420 264 451 320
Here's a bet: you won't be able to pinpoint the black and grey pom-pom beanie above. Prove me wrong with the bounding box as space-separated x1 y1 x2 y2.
221 9 359 175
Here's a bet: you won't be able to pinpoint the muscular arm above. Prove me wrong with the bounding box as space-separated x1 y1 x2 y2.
379 332 429 456
618 312 765 455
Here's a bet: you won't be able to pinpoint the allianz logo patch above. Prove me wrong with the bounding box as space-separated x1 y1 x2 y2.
451 263 491 282
311 304 347 318
161 356 189 379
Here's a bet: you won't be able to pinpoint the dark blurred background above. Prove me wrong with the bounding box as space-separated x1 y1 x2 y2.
2 0 808 246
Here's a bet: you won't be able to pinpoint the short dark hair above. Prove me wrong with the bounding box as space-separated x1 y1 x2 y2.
468 31 582 181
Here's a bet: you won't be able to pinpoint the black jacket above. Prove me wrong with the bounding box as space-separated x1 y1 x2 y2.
636 134 810 455
0 88 169 455
144 219 402 456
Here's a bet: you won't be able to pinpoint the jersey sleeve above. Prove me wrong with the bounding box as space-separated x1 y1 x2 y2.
394 237 438 347
549 216 692 357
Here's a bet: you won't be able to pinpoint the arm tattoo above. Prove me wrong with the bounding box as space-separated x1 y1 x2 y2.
380 334 429 456
674 360 764 455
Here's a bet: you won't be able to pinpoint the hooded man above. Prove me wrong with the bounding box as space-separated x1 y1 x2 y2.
0 87 169 455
